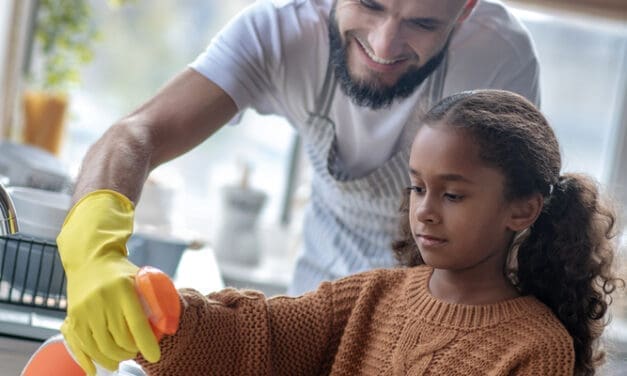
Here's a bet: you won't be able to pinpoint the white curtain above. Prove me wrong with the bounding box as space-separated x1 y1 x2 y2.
0 0 36 141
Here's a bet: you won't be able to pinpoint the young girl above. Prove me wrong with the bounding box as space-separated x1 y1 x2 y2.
131 89 621 375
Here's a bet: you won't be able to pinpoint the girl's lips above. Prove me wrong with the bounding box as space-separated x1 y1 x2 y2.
417 235 447 247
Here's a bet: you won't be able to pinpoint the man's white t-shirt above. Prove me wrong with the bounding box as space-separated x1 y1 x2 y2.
191 0 540 178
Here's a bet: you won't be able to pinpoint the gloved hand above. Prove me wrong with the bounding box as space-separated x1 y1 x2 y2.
57 190 160 376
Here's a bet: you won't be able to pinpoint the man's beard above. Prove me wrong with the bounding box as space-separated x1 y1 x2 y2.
328 10 448 110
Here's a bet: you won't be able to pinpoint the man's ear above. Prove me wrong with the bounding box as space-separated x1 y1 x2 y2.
507 193 544 232
457 0 478 24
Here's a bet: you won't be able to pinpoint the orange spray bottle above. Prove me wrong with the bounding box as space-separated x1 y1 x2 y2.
21 266 181 376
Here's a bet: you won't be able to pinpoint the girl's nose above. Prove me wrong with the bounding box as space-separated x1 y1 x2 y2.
415 196 440 225
368 18 405 61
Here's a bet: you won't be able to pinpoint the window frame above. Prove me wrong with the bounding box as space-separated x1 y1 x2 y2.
507 0 627 20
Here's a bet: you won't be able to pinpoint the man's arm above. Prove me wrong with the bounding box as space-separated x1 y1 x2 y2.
58 68 239 375
72 67 238 203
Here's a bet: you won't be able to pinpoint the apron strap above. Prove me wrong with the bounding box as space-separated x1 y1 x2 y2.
309 49 337 122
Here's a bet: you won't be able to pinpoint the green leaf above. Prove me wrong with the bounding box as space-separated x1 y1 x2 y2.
32 0 134 91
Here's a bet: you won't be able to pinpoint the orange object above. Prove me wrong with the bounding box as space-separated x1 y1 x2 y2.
134 266 181 339
21 266 180 375
21 340 85 376
22 91 69 156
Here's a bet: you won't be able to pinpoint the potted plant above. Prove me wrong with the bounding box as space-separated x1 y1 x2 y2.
23 0 131 155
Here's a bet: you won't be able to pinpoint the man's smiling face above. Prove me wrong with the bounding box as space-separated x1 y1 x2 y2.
329 0 474 109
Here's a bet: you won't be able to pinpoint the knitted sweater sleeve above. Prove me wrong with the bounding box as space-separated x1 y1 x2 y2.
511 330 575 375
136 282 337 375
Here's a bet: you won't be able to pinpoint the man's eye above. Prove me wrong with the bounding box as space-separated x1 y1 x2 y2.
409 21 438 31
359 0 381 11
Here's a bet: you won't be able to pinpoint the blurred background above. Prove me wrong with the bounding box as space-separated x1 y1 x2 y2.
0 0 626 374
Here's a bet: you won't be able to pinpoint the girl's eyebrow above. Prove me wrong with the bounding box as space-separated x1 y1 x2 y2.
409 168 474 184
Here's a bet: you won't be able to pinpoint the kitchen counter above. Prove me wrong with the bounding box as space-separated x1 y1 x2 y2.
0 334 41 375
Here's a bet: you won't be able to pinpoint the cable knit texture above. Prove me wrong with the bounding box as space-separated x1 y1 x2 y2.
137 266 574 375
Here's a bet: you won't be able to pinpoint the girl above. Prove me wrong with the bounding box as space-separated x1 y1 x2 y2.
132 89 621 375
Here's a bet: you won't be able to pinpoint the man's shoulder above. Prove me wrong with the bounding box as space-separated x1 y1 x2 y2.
444 0 539 100
470 0 523 27
259 0 332 18
455 0 532 53
268 0 329 9
247 0 331 48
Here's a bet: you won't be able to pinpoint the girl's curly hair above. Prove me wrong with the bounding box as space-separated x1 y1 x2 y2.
392 90 623 375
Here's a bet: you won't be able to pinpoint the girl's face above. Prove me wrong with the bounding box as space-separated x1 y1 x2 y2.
408 124 517 274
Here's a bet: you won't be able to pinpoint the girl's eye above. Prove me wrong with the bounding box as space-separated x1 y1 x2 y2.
407 186 425 194
444 193 464 202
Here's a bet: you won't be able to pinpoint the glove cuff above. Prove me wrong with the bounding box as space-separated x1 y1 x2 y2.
67 190 134 220
57 190 136 268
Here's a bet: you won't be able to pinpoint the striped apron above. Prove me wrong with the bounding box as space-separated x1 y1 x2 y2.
288 55 448 295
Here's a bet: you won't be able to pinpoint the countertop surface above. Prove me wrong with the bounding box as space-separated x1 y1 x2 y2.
0 334 41 375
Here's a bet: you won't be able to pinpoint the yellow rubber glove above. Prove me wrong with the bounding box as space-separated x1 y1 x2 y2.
57 190 160 376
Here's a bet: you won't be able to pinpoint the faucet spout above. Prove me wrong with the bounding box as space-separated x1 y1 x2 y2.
0 182 18 235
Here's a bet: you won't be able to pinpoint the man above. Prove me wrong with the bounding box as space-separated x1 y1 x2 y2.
58 0 540 372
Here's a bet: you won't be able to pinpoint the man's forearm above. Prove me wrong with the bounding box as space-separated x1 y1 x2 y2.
71 68 238 205
71 119 153 205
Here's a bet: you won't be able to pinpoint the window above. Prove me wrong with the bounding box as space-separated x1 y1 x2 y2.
515 0 627 16
510 5 627 372
512 8 627 181
48 2 627 286
60 0 296 240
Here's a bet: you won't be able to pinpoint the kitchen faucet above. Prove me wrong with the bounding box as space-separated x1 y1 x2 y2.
0 182 19 235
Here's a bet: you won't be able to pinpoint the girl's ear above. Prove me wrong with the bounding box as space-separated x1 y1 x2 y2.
507 193 543 232
457 0 478 24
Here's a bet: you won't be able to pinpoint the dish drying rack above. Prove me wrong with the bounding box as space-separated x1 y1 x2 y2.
0 235 66 340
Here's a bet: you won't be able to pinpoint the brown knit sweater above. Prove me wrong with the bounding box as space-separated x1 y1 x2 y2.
137 265 574 375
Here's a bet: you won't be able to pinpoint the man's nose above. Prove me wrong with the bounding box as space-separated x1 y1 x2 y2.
368 18 405 61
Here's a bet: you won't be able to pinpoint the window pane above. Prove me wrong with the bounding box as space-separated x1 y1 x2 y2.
515 9 627 181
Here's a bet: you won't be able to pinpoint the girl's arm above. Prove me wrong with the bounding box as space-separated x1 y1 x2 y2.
511 338 575 376
136 283 337 375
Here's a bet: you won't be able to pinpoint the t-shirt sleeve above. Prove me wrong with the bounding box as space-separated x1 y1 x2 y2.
136 284 337 375
444 3 541 107
189 0 326 120
190 1 282 113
